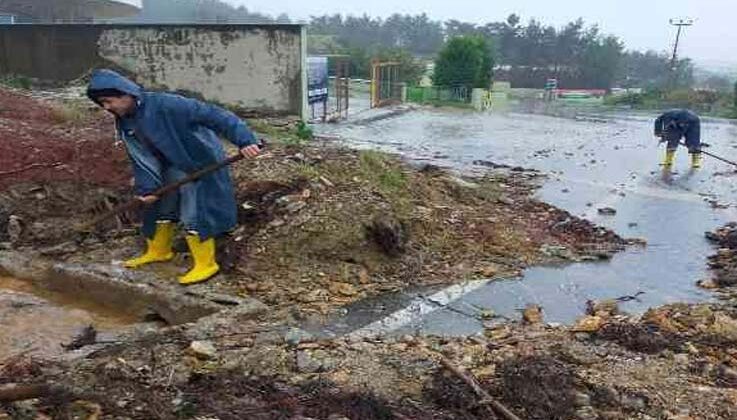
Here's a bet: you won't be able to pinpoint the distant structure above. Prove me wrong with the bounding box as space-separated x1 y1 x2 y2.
669 18 693 71
0 0 140 23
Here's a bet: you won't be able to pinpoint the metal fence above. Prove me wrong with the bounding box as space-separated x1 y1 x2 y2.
407 86 472 104
371 62 403 108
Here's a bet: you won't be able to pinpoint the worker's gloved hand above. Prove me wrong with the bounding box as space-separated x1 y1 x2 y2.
240 144 262 159
136 195 159 204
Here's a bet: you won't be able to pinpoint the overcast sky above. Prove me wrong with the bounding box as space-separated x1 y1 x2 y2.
120 0 736 67
121 0 737 65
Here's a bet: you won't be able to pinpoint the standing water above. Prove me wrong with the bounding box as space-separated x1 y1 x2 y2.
0 276 138 360
316 108 737 335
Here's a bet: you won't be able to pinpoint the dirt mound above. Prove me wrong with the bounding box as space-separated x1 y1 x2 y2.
424 370 496 419
216 145 629 312
0 182 132 247
0 87 130 191
495 355 577 420
595 322 681 354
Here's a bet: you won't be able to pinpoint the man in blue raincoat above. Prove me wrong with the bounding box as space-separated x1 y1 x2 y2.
87 69 261 285
654 109 702 169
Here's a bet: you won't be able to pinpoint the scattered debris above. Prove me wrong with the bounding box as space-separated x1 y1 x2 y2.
296 349 336 373
585 299 619 316
438 355 522 420
705 224 737 287
6 215 22 243
188 340 217 360
697 278 719 289
364 213 408 257
595 322 678 354
61 325 97 351
284 328 314 346
522 304 544 324
571 315 605 332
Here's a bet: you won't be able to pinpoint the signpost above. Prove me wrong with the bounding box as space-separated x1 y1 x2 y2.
307 56 329 121
544 78 558 101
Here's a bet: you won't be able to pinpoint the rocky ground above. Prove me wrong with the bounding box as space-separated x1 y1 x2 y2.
4 298 737 419
703 223 737 291
1 86 735 419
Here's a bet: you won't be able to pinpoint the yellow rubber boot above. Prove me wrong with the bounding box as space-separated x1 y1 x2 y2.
179 235 219 285
691 152 703 169
662 149 676 167
124 222 175 268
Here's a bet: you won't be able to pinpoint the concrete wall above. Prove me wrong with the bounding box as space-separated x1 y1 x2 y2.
0 24 306 116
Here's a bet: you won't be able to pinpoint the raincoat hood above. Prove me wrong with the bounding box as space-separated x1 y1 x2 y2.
87 69 142 100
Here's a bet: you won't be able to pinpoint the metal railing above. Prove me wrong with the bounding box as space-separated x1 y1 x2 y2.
407 86 472 104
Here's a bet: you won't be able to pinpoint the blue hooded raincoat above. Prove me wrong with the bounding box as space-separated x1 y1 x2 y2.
87 69 257 240
653 109 701 152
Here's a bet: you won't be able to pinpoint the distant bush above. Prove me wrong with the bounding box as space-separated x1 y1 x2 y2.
605 88 734 116
1 74 32 90
434 36 494 90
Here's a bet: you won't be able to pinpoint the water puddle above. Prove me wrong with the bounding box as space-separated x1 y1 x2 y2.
314 108 737 336
0 276 138 360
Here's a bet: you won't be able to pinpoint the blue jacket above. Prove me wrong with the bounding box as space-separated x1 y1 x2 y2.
654 109 700 142
88 69 257 239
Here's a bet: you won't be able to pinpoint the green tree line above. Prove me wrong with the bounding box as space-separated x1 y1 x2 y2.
309 13 694 90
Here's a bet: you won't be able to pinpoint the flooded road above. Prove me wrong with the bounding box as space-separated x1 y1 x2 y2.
0 276 138 360
316 108 737 335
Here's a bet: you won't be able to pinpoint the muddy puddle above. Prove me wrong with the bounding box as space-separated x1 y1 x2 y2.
315 108 737 336
0 276 139 360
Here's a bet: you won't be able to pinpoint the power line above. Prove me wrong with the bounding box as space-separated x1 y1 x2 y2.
669 18 693 74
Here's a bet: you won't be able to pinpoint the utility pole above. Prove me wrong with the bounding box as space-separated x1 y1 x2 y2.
669 18 693 85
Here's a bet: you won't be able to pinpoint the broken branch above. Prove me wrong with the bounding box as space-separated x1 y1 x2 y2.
0 162 63 177
0 383 53 402
438 355 522 420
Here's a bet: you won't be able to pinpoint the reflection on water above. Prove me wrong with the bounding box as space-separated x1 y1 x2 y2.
315 110 737 335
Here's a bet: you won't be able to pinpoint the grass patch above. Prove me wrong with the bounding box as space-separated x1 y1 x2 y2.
356 150 412 218
603 89 736 117
248 119 311 147
50 102 89 125
296 120 314 140
247 119 284 137
426 100 474 109
1 74 32 90
358 150 408 193
296 163 321 180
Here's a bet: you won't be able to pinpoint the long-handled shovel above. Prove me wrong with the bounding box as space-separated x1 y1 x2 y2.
78 145 263 232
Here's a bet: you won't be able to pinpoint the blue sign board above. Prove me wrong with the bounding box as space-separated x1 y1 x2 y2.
308 56 329 104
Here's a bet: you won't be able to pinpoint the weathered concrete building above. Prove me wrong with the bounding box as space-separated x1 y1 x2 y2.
0 23 308 116
0 0 140 23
